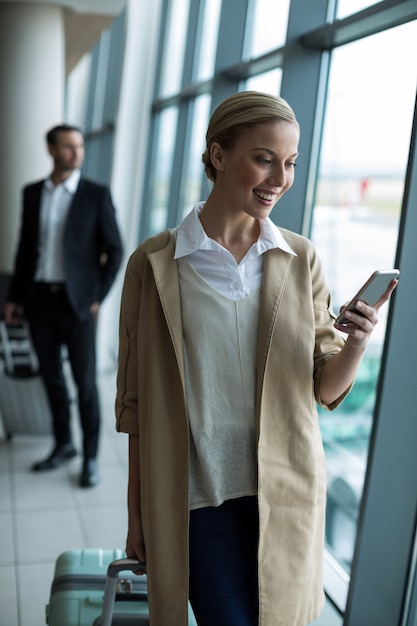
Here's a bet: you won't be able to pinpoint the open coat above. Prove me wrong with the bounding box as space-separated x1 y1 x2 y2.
116 227 349 626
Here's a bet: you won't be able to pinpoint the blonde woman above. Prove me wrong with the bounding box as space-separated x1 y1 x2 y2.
116 91 396 626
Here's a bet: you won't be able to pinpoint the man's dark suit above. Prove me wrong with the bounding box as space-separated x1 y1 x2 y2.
9 178 123 319
8 176 123 471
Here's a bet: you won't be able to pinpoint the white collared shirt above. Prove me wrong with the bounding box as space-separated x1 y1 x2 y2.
174 201 296 300
35 169 81 282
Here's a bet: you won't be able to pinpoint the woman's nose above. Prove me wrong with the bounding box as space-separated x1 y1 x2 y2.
267 165 286 187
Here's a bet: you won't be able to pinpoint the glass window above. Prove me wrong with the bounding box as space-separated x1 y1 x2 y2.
311 21 417 571
244 0 290 58
181 94 212 221
245 68 282 95
159 0 191 97
195 0 222 81
337 0 381 19
148 107 179 236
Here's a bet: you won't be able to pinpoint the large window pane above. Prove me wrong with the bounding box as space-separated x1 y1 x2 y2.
245 68 282 95
159 0 191 97
337 0 381 19
311 21 417 571
181 94 212 221
195 0 222 81
244 0 290 58
148 107 179 235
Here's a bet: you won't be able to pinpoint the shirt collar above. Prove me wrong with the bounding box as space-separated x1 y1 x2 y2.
174 201 297 259
44 169 81 194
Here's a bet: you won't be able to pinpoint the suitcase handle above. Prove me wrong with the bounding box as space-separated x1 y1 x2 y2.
100 558 146 626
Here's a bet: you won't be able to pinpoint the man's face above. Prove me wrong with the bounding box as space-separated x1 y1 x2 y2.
48 130 85 173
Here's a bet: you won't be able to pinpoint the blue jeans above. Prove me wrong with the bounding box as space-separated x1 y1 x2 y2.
189 496 259 626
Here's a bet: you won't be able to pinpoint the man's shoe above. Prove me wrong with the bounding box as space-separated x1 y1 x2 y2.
32 443 77 472
79 458 100 488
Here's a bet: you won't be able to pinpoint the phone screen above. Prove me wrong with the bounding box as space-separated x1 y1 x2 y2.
336 269 399 325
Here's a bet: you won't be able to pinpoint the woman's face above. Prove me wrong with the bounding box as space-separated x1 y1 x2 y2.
212 119 299 220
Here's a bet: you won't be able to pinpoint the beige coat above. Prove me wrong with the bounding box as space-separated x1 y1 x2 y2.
116 228 349 626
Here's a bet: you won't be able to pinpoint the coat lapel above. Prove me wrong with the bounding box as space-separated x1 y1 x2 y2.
256 248 292 417
148 232 185 383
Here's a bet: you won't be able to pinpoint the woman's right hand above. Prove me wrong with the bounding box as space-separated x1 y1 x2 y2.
126 522 146 574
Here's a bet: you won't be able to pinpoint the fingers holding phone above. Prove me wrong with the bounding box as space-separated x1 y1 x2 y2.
334 270 399 344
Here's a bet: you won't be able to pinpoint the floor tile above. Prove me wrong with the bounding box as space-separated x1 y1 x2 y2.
0 565 18 626
0 473 12 513
77 504 128 549
15 508 84 564
0 439 12 470
72 465 127 508
13 469 77 512
0 513 15 564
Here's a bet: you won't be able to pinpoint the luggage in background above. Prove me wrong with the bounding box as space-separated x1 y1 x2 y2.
0 320 52 438
45 548 198 626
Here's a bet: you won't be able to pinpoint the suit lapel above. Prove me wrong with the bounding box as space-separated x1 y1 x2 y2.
65 178 84 229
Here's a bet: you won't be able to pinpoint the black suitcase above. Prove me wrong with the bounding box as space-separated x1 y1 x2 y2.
0 320 52 438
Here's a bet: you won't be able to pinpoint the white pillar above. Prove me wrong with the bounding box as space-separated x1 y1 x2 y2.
0 2 65 272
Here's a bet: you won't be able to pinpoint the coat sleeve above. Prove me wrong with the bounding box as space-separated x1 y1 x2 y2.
309 245 352 410
115 249 142 435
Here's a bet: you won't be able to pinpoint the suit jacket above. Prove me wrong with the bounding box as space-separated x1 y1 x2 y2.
115 228 350 626
8 177 123 319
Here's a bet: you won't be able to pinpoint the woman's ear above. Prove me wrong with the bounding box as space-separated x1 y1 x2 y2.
209 142 225 172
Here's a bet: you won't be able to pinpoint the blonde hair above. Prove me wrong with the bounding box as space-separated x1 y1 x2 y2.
202 91 299 182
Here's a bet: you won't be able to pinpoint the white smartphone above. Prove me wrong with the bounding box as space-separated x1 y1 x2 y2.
335 269 400 325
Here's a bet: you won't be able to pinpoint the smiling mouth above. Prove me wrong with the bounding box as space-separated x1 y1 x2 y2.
253 190 276 201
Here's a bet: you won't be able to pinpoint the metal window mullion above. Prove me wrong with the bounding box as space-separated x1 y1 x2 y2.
301 0 417 50
153 0 171 99
209 0 250 112
269 0 333 237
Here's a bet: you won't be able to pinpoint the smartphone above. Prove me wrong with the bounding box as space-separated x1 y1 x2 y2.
335 269 399 325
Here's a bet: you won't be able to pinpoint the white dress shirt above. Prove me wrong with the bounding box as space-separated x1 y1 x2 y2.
35 169 81 282
174 201 296 300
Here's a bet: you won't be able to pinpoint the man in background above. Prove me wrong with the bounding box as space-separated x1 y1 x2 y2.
4 124 123 487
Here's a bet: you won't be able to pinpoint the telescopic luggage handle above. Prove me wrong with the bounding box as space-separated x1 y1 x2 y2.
100 558 146 626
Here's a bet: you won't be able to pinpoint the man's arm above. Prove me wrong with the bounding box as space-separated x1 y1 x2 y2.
97 186 123 301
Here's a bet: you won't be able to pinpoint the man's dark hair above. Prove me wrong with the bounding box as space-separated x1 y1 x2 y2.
46 124 83 146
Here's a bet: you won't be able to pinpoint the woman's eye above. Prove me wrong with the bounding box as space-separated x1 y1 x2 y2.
287 161 297 168
256 157 271 165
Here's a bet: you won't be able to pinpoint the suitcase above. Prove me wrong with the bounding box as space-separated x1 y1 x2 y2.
46 548 198 626
0 320 52 438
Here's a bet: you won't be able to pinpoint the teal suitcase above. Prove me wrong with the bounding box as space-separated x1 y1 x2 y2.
45 548 197 625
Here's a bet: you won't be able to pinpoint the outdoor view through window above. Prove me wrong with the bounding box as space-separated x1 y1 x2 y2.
311 20 417 570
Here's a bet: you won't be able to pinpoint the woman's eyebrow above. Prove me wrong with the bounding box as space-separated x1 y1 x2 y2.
251 147 299 158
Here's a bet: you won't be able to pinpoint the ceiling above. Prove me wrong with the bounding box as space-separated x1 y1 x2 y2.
2 0 128 74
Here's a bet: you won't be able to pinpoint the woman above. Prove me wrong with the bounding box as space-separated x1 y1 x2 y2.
115 91 397 626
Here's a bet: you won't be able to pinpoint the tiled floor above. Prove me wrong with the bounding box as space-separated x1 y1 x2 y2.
0 369 342 626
